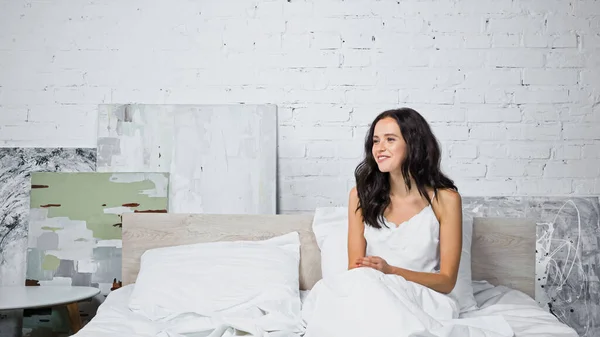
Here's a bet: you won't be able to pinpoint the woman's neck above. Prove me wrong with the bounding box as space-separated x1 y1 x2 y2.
388 170 413 198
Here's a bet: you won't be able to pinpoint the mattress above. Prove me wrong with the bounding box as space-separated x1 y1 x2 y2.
74 281 578 337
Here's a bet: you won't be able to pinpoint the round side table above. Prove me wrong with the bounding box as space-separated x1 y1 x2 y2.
0 285 100 334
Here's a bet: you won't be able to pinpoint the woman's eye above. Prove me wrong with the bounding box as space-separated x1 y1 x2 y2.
387 138 395 142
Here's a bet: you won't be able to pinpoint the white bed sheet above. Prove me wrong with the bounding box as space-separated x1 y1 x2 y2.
74 281 577 337
464 281 578 337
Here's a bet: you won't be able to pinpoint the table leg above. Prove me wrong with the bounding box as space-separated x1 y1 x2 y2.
65 302 82 333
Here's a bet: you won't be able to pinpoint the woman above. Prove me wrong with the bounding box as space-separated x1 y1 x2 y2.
301 108 512 337
348 107 463 295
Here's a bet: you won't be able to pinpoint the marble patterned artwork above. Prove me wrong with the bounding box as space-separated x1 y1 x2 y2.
463 196 600 337
96 104 277 214
26 172 169 294
0 148 96 337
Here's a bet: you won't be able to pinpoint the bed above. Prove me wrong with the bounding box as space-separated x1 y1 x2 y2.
72 212 579 337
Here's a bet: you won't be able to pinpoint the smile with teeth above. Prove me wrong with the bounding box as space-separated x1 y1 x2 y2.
377 155 390 162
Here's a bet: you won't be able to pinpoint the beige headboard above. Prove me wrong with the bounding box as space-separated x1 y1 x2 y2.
121 213 320 290
121 213 535 297
471 217 535 297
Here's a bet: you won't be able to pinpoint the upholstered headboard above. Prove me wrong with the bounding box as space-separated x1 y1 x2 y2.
121 213 535 297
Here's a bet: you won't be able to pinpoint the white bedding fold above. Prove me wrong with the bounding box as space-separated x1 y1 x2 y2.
75 285 304 337
301 268 514 337
74 278 579 337
150 288 304 337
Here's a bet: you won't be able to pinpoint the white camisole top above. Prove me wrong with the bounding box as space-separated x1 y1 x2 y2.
363 204 440 274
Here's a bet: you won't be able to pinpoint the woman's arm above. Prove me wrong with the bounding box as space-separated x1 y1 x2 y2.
347 187 366 270
358 189 463 294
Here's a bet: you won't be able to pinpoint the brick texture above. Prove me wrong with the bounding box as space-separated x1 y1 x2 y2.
0 0 598 211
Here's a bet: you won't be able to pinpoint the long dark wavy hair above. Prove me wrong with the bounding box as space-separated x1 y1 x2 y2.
354 108 457 229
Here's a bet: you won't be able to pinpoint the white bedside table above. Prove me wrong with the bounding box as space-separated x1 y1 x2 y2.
0 285 100 334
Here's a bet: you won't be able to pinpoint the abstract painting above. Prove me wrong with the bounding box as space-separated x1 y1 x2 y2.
26 172 169 294
0 148 96 337
0 148 96 286
96 104 277 214
19 171 167 337
463 196 600 337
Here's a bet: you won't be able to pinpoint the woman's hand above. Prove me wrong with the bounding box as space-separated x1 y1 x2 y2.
356 256 392 274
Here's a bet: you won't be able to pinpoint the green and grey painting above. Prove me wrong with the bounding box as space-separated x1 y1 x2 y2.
27 172 168 290
24 172 169 334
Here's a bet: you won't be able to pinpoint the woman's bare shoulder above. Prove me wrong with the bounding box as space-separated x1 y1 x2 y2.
432 188 462 219
435 188 461 204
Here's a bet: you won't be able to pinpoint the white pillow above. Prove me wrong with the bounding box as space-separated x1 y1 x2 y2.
312 207 349 280
312 207 478 313
448 216 478 312
128 232 302 322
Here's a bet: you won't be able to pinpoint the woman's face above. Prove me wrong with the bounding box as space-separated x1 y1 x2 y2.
372 117 407 173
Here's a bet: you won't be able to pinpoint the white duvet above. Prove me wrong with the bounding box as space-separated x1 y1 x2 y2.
74 277 578 337
302 268 513 337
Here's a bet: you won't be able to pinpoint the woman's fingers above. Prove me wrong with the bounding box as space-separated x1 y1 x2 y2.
369 256 382 263
357 257 370 264
351 256 390 272
360 260 382 270
355 256 384 270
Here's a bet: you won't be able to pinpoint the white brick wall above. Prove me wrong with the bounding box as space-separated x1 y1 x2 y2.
0 0 599 212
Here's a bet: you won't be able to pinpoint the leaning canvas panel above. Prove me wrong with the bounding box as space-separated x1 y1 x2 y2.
96 104 277 214
0 148 96 337
171 105 276 214
0 148 96 287
21 171 168 335
26 172 169 294
96 105 175 172
463 196 600 337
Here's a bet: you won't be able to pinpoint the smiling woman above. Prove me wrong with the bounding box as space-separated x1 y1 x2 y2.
354 108 458 230
299 110 515 337
348 107 462 295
